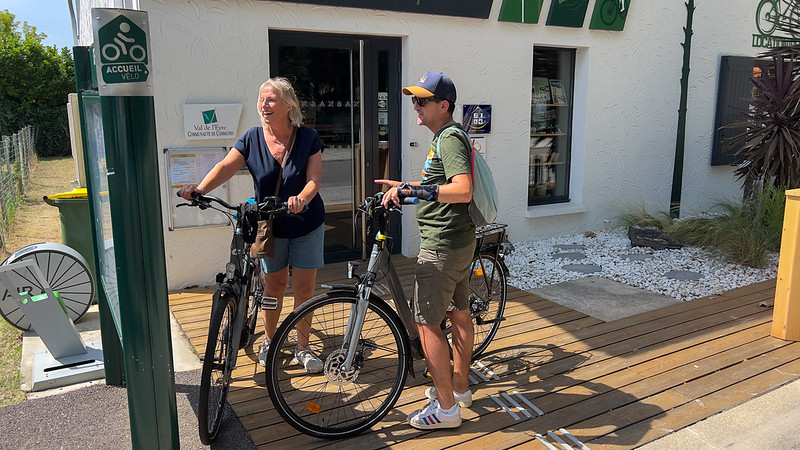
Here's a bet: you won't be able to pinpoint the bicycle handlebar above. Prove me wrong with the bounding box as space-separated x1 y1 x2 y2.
357 191 418 215
176 191 289 216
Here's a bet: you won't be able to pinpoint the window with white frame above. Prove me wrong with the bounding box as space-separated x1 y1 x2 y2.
529 46 575 205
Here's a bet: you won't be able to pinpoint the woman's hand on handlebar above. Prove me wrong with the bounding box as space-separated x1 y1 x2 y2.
178 184 204 201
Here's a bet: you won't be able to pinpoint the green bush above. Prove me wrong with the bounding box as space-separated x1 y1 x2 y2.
0 11 75 157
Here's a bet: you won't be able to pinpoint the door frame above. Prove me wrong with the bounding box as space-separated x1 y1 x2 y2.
269 31 402 262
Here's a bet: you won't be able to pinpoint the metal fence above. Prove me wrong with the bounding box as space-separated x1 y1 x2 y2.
0 126 36 250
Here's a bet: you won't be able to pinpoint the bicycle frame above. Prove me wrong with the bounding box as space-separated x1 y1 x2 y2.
178 194 287 354
333 196 419 372
326 193 511 373
340 237 419 370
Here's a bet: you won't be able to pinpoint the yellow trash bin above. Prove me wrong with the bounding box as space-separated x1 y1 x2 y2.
43 188 97 284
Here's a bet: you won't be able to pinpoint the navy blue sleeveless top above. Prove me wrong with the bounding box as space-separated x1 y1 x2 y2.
234 126 325 238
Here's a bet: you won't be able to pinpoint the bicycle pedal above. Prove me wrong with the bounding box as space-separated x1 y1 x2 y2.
261 296 278 310
410 337 425 360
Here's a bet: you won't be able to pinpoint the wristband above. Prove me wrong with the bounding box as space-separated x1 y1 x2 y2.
398 182 439 202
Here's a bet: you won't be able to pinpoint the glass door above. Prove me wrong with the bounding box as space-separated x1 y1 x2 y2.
270 32 401 261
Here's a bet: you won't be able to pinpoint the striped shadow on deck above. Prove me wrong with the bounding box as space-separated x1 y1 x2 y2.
169 257 792 449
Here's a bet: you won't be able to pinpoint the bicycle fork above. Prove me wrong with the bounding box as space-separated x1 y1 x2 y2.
340 242 383 372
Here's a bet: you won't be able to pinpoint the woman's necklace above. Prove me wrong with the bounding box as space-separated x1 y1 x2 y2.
266 126 292 148
265 126 293 164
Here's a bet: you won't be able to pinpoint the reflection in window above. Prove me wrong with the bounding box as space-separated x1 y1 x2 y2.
529 47 575 205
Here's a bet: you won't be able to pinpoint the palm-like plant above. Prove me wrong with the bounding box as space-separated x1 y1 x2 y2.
725 53 800 190
726 0 800 192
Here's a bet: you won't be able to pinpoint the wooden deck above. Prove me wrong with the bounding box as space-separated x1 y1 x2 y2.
169 257 797 449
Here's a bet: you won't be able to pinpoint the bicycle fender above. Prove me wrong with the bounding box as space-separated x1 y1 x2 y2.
320 284 358 294
213 281 241 300
497 258 510 277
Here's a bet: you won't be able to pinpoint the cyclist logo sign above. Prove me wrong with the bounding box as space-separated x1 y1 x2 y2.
92 9 153 96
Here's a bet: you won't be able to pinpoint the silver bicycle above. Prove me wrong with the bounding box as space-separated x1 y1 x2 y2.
264 191 511 438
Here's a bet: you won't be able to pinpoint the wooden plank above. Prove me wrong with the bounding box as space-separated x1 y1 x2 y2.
586 345 800 448
167 270 788 449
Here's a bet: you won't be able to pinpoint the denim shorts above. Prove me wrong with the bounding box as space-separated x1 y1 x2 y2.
259 224 325 273
412 242 476 325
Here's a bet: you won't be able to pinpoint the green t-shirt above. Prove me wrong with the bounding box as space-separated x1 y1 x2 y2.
415 124 476 250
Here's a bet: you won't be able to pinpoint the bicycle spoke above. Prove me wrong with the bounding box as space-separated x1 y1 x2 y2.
266 293 408 439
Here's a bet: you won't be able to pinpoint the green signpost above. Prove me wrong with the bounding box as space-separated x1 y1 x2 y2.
70 8 179 448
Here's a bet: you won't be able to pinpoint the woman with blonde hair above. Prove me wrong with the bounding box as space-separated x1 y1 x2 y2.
179 77 325 372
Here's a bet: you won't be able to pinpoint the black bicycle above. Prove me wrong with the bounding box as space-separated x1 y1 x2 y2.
177 193 286 444
264 192 511 439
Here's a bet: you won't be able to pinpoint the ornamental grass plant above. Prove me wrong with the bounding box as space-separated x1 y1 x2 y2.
619 185 786 268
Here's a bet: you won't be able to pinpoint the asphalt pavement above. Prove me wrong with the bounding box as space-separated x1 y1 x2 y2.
0 306 254 449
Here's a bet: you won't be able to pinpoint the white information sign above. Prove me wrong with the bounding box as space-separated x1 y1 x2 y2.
183 104 243 140
165 147 230 229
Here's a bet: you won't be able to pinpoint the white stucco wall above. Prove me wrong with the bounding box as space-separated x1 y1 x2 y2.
77 0 760 290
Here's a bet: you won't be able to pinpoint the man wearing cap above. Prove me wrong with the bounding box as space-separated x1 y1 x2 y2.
376 71 476 430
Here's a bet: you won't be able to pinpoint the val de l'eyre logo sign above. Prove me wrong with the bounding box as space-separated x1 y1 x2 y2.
753 0 800 48
92 9 153 96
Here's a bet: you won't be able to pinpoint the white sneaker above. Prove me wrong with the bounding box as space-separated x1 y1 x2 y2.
425 387 473 407
293 348 324 374
408 399 462 430
258 338 270 367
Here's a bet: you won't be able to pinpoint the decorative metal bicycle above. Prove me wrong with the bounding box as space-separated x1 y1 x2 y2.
756 0 800 37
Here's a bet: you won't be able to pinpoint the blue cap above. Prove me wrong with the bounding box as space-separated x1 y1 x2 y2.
403 71 457 104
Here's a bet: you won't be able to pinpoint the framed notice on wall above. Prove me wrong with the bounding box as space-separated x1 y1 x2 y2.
165 147 230 230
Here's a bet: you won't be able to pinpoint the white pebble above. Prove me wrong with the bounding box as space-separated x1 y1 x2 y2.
504 227 778 301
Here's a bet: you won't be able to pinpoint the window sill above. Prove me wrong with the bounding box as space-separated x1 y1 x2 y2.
525 202 589 218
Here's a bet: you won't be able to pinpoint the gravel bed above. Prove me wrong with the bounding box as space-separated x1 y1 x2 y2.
505 227 779 301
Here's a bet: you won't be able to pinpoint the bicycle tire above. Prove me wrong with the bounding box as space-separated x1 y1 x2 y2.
599 0 618 25
756 0 777 35
265 292 410 439
240 263 262 349
468 251 507 358
789 3 800 38
198 290 237 445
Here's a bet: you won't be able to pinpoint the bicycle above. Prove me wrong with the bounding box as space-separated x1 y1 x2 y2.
599 0 628 26
176 193 286 445
756 0 800 37
264 191 511 439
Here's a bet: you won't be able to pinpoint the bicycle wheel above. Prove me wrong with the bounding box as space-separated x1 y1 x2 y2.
468 251 507 358
265 292 409 439
0 243 95 331
600 0 619 25
756 0 777 35
198 290 237 445
789 3 800 38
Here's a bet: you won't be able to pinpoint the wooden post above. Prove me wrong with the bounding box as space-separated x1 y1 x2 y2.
772 188 800 340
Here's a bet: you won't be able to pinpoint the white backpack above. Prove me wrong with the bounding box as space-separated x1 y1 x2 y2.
436 127 499 226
